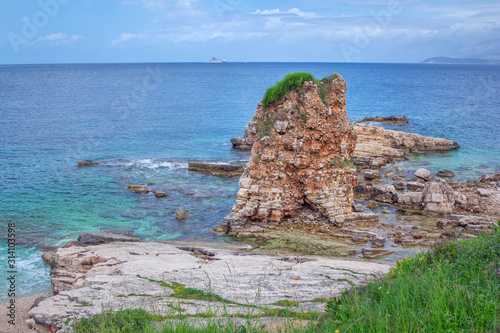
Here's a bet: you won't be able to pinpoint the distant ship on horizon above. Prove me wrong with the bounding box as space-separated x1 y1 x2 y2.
207 57 227 63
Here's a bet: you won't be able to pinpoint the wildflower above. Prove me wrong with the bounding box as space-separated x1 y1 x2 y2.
458 245 462 248
335 331 339 333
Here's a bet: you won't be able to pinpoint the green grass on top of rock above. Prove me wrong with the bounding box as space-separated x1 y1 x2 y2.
262 72 316 108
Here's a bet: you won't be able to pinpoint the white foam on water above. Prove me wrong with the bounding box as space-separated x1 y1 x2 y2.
102 159 189 170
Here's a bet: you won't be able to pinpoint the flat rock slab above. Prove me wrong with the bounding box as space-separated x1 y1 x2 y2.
188 163 245 177
29 241 390 331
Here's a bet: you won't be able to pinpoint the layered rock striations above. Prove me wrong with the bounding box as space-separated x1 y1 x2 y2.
219 73 360 236
231 119 459 170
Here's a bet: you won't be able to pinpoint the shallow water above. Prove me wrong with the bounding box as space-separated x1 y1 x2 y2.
1 63 499 300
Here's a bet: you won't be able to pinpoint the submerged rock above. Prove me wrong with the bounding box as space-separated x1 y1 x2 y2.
359 115 409 124
154 190 168 198
174 208 190 220
77 161 100 166
125 185 150 194
220 73 359 235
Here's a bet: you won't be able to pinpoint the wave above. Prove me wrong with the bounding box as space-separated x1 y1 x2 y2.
100 159 189 170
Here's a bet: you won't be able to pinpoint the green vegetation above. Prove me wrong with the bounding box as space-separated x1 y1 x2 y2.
262 72 315 108
315 224 500 332
262 72 341 108
258 117 275 138
137 275 234 304
330 157 355 169
272 300 299 307
73 309 164 333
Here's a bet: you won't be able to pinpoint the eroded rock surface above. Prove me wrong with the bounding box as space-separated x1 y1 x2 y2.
28 236 390 332
219 74 359 236
359 115 409 124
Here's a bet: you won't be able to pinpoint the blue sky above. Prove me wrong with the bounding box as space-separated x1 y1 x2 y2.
1 0 499 64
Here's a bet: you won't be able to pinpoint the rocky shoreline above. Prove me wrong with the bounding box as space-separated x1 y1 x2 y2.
28 233 389 332
24 74 499 332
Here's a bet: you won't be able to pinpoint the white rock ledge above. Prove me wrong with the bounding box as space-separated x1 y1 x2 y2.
28 238 390 331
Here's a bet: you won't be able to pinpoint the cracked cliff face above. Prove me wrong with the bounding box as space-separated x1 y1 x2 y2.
219 73 358 236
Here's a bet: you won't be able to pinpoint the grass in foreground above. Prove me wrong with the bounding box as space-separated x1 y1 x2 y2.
72 224 499 332
312 223 500 332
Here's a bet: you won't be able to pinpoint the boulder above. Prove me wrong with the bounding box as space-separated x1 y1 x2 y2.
414 168 432 181
374 184 398 203
422 181 455 215
364 169 380 180
353 203 364 212
366 201 380 210
477 188 494 197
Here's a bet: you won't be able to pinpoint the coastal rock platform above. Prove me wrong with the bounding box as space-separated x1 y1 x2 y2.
28 235 390 332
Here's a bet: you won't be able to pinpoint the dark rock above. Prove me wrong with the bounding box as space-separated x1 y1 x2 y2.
413 233 423 239
407 182 425 191
359 115 409 124
188 163 245 177
353 204 364 212
154 191 168 198
77 161 100 166
372 238 386 248
393 181 406 191
366 201 380 210
437 170 455 178
77 232 141 245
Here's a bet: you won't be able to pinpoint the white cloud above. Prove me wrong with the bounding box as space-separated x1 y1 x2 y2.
32 33 86 46
252 8 318 19
120 0 200 10
111 33 149 46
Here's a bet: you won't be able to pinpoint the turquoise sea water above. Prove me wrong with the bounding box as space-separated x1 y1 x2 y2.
1 63 499 300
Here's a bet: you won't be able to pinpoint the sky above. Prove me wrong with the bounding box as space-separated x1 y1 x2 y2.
1 0 500 64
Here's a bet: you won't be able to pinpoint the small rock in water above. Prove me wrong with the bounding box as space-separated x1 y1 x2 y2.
154 191 168 198
372 238 386 248
381 209 393 214
362 248 394 259
77 160 100 166
364 169 381 180
436 170 455 178
175 208 190 220
366 201 380 210
125 185 150 194
414 168 432 181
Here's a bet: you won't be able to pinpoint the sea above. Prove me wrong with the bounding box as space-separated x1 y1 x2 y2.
1 63 499 301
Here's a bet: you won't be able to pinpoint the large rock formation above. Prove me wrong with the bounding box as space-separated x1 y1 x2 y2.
219 73 359 236
28 234 390 331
